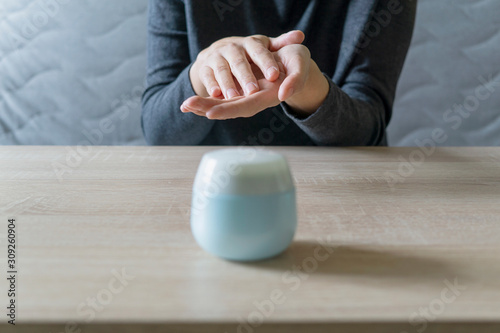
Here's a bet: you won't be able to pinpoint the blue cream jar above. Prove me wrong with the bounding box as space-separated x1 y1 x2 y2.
191 148 297 261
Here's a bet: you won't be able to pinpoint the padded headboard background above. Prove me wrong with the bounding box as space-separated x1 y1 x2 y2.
0 0 499 146
0 0 148 145
387 0 500 146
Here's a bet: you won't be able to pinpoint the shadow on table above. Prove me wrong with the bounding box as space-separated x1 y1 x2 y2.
234 240 460 281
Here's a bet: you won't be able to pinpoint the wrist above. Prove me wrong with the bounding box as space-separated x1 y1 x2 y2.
284 60 329 117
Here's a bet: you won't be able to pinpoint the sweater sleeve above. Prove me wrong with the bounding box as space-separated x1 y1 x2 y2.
281 0 416 146
141 0 215 145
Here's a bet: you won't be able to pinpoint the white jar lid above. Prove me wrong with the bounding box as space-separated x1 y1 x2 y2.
193 148 295 196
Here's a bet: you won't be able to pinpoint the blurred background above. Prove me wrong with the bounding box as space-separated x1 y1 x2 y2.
0 0 499 146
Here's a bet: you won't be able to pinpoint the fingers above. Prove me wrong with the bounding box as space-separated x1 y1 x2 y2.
276 46 310 101
206 90 278 120
182 68 285 120
268 30 305 52
181 91 271 120
199 66 221 97
244 37 281 82
243 31 305 82
182 95 226 111
181 96 225 117
180 97 202 116
194 32 306 99
184 41 316 119
180 103 208 118
223 45 260 96
212 58 240 99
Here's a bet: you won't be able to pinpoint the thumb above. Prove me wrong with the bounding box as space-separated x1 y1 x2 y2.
277 51 309 101
269 30 305 52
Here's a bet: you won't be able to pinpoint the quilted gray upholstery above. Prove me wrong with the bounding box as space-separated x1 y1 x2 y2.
0 0 499 146
387 0 500 146
0 0 148 145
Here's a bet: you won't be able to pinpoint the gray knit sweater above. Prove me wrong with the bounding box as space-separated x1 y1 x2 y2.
142 0 416 146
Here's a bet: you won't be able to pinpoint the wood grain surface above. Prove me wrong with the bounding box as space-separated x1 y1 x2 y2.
0 146 499 332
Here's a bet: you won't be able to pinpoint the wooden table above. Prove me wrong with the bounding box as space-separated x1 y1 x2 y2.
1 146 499 332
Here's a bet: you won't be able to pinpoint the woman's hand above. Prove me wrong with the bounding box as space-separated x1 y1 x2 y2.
182 43 330 120
183 62 286 119
189 30 305 99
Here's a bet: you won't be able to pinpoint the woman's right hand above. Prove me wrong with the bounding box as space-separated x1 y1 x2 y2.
189 30 305 99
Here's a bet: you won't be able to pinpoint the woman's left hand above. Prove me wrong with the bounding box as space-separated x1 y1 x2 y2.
181 44 330 120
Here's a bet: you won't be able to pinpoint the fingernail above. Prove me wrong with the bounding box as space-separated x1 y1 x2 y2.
206 111 215 120
267 67 279 79
181 104 193 113
210 87 219 96
245 82 258 95
227 89 239 99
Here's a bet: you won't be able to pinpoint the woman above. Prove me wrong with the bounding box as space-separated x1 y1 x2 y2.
142 0 416 146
